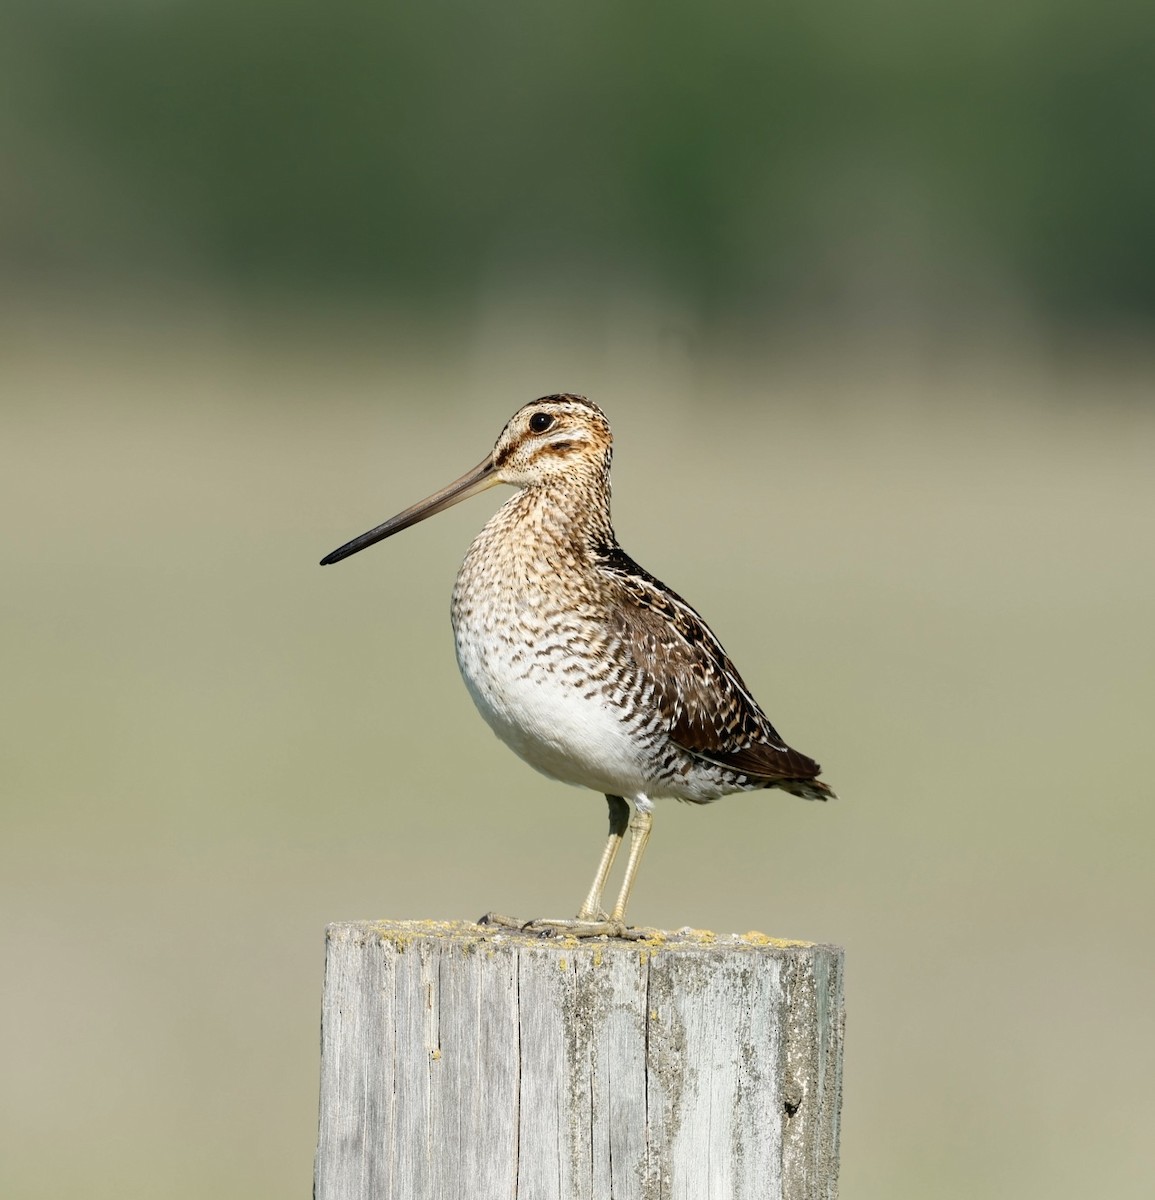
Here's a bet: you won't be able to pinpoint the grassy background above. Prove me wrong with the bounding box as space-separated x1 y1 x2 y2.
2 308 1153 1197
5 3 1154 1192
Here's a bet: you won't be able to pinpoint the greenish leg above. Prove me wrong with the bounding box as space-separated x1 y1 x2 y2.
576 795 630 921
608 807 653 925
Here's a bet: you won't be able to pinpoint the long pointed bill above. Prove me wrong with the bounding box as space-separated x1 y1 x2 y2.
320 453 499 565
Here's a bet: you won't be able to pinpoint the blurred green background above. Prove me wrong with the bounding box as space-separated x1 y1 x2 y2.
3 4 1154 1198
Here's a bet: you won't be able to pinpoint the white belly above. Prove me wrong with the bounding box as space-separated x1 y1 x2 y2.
453 618 650 798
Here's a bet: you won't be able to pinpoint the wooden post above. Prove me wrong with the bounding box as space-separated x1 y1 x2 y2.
315 920 843 1200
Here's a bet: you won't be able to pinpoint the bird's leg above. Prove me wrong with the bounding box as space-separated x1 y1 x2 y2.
608 804 653 926
576 795 630 921
481 797 654 940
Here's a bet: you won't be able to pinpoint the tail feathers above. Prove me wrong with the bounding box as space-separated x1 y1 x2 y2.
680 739 838 801
779 778 837 802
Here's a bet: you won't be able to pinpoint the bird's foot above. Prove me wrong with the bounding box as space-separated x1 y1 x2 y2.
476 912 531 931
476 912 648 940
530 917 647 940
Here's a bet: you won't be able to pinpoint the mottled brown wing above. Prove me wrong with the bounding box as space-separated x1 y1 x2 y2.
600 547 823 785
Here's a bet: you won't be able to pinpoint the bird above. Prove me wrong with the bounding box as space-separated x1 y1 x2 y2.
320 394 834 937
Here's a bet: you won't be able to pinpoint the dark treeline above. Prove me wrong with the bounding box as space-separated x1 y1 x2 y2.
5 0 1153 327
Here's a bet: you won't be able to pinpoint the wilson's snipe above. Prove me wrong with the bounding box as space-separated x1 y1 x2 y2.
321 395 834 937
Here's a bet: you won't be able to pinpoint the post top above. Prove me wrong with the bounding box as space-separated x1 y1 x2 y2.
325 918 840 959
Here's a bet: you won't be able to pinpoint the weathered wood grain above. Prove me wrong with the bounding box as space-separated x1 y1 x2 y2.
315 920 843 1200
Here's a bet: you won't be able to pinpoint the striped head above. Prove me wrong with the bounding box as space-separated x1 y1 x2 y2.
319 393 613 565
492 394 613 487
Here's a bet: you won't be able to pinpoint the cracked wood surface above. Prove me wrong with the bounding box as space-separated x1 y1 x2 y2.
314 920 843 1200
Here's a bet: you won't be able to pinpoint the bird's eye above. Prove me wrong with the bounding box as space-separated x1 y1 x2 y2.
529 412 554 433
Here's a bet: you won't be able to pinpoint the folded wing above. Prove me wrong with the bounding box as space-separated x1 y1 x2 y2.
598 546 829 791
